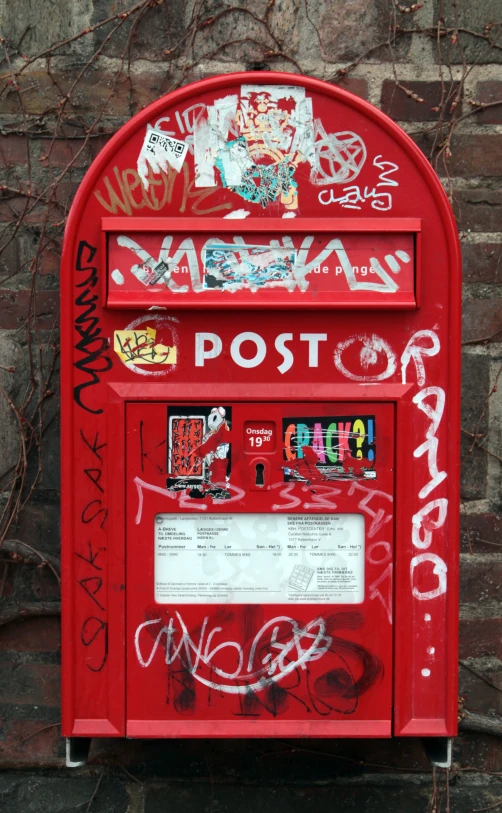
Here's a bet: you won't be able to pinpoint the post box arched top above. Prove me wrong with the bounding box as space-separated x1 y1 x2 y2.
65 71 460 268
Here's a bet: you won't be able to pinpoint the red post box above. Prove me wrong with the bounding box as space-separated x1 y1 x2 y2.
61 73 460 767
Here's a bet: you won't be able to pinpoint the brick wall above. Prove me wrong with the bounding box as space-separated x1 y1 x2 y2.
0 1 501 810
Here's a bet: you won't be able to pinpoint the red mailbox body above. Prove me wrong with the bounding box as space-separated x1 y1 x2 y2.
61 73 460 745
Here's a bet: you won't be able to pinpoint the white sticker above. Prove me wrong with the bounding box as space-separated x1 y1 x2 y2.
111 268 124 285
154 513 365 604
137 126 188 189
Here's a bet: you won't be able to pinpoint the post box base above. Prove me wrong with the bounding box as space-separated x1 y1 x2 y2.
64 736 453 768
421 737 453 768
65 737 92 768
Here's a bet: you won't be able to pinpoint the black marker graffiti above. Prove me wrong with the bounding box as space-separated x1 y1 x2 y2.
84 467 104 493
73 240 112 414
80 428 106 460
81 499 108 529
77 430 108 672
136 609 382 718
81 616 108 673
75 540 104 570
78 576 105 611
139 419 167 474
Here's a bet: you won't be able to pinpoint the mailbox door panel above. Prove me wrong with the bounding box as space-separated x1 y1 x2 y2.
125 401 395 736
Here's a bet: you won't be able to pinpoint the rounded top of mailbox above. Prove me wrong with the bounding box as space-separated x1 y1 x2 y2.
66 71 459 246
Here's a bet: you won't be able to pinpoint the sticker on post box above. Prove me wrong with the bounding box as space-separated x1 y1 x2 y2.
154 513 364 604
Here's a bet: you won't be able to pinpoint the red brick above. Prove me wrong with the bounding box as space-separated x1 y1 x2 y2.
461 514 502 554
0 290 58 330
53 181 80 208
0 73 61 116
462 298 502 344
456 188 502 232
462 243 502 284
414 133 502 178
381 80 462 121
0 237 20 277
0 195 37 223
0 181 78 223
89 134 113 160
0 136 31 167
0 69 164 119
0 617 60 652
0 719 61 767
333 77 368 100
461 353 489 501
0 189 71 225
475 81 502 124
460 559 502 603
447 135 502 178
14 503 60 559
38 245 61 277
39 139 93 170
460 618 502 659
456 732 502 773
0 663 60 707
459 662 502 716
38 135 111 170
31 568 60 601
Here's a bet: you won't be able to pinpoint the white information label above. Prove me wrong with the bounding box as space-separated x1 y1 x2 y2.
154 513 364 604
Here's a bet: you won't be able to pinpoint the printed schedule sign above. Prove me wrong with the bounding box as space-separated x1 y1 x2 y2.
154 513 364 604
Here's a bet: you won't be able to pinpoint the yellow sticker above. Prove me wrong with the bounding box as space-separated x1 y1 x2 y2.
114 327 176 366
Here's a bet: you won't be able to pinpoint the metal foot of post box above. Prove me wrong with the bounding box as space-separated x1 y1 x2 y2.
66 737 92 768
421 737 453 768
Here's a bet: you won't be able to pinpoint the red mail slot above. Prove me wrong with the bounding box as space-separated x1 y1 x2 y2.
104 218 418 309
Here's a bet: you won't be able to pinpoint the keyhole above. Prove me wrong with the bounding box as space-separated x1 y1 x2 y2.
255 463 265 487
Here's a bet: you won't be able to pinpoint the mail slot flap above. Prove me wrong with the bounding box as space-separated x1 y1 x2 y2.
103 217 420 309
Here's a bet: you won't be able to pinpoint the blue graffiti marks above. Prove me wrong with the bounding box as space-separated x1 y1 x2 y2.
203 244 297 290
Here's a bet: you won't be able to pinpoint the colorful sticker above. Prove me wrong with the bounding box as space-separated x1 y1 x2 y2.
203 243 297 290
166 406 232 500
283 414 376 483
215 137 298 209
191 84 368 211
113 327 177 366
193 85 316 211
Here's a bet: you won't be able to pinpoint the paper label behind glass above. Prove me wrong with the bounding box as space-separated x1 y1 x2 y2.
154 513 364 604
